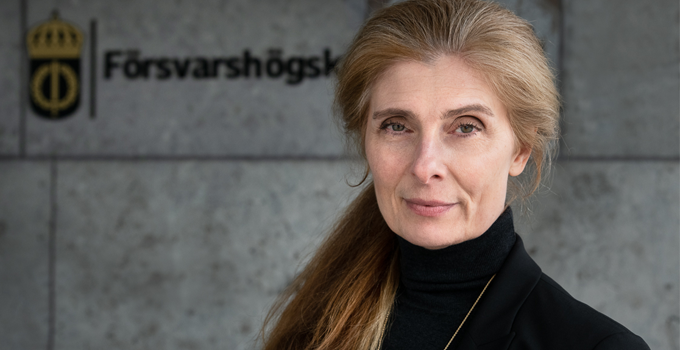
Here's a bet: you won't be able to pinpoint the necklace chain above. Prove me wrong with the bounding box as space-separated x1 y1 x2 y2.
442 274 496 350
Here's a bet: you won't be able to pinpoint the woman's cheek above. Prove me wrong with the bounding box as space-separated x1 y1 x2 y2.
371 154 397 190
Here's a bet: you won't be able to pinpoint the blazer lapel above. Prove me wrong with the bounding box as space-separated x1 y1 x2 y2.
455 235 542 350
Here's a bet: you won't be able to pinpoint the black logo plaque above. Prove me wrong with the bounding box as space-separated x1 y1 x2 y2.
27 11 83 120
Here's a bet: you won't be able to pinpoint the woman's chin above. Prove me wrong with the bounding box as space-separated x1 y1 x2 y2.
397 229 468 250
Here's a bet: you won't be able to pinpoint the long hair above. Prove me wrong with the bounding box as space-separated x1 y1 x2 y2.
262 183 399 350
262 1 560 349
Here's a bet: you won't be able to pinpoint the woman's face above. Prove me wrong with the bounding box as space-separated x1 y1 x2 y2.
365 55 531 249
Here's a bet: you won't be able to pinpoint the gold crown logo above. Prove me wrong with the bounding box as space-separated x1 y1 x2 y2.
27 11 83 59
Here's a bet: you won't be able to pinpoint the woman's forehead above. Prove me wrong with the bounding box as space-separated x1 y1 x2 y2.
369 57 505 115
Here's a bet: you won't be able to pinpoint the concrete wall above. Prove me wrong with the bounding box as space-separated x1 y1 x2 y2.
0 0 677 349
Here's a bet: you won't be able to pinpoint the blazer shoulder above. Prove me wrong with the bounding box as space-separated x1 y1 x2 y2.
510 272 650 349
593 332 651 350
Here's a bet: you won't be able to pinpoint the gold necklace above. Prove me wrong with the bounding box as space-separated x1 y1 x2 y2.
442 274 496 350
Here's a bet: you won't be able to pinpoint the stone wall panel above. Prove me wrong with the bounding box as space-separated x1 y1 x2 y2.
0 0 21 154
0 162 50 349
561 0 679 157
54 161 359 350
25 0 365 156
516 162 680 350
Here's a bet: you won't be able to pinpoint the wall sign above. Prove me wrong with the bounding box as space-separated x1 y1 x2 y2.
26 10 342 122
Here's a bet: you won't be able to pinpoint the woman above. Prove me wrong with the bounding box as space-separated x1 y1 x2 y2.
262 0 650 349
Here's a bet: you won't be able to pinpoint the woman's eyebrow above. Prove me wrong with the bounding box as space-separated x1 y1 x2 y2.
372 105 493 120
443 104 494 119
372 108 416 120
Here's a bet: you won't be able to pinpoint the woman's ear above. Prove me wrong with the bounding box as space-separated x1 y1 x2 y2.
509 145 532 177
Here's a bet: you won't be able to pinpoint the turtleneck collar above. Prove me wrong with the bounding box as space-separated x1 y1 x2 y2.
381 209 518 350
397 208 516 290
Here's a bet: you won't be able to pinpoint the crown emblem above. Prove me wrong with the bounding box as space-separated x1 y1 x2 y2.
27 11 83 59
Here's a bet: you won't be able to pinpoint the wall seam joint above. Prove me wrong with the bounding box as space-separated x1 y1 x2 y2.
46 159 57 350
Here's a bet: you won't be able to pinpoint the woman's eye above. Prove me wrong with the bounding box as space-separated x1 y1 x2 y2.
389 124 406 132
459 124 475 133
453 122 480 135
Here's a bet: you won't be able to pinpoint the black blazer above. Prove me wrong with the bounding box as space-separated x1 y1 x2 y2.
455 235 650 350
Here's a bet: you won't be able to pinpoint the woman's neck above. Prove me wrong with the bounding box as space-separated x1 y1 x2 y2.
397 207 516 290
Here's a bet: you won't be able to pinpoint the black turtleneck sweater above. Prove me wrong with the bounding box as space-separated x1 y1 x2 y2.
381 209 516 350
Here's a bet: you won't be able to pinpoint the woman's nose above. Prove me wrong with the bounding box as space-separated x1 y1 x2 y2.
410 135 447 184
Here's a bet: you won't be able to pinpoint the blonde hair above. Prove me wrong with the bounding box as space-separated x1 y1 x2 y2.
262 1 560 349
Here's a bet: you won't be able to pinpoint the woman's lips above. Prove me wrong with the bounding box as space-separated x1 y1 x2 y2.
404 199 455 217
